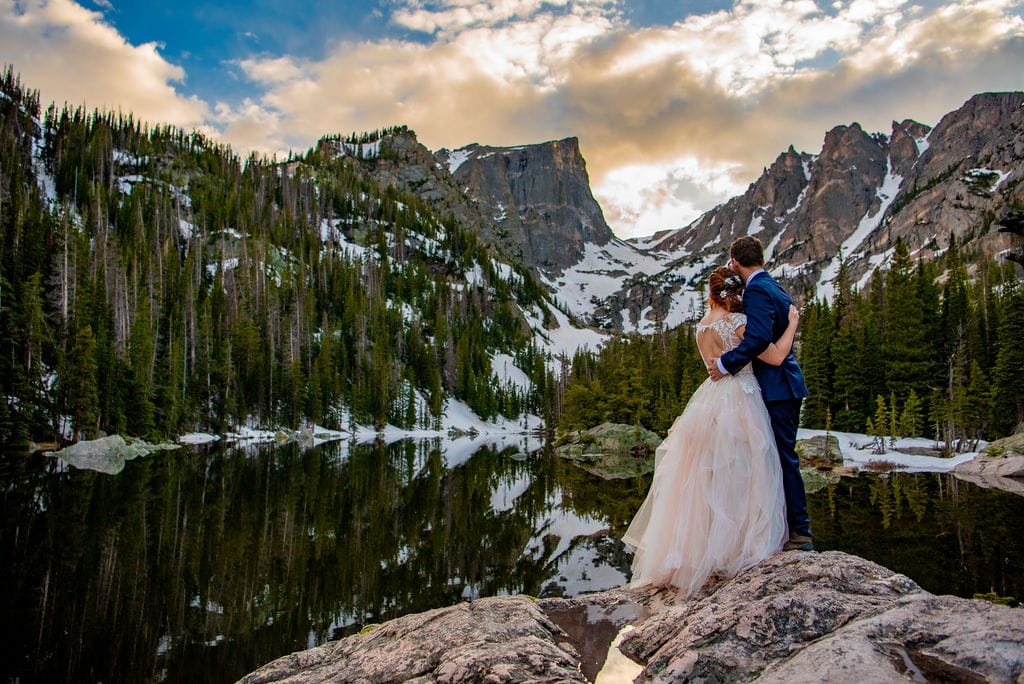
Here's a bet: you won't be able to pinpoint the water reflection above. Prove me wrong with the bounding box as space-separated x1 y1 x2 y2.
1 441 1022 683
808 471 1024 601
0 438 627 683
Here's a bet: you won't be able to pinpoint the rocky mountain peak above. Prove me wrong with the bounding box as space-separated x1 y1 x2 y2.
888 119 929 177
437 137 615 276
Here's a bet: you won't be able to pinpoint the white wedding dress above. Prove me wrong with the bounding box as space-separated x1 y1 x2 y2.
623 312 788 596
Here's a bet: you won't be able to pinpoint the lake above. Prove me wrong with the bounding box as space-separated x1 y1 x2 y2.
2 437 1022 683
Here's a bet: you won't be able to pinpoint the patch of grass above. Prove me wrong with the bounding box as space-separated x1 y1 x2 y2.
973 592 1019 607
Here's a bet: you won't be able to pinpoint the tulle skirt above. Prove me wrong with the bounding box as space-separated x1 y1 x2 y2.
623 371 787 596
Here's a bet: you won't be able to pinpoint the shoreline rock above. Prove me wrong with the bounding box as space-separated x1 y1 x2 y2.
45 434 180 475
237 551 1024 683
553 422 662 479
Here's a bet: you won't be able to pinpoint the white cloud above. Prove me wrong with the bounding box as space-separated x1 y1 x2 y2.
595 158 747 237
0 0 208 128
3 0 1022 241
392 0 616 35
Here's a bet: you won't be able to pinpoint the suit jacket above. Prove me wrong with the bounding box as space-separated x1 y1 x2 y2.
720 271 808 403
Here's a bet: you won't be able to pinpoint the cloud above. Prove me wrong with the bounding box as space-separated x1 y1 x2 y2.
0 0 208 128
3 0 1021 239
225 0 1021 237
595 157 747 236
392 0 618 35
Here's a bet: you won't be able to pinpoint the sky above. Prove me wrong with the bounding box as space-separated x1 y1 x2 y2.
1 0 1022 238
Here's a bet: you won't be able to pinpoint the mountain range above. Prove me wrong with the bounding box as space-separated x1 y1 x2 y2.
364 91 1024 334
1 65 1021 439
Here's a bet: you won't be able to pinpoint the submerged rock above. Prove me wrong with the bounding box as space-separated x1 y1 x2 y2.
46 435 180 475
553 422 662 479
239 551 1024 683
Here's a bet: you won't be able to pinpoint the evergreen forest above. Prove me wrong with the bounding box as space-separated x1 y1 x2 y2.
2 67 1022 450
0 69 557 446
558 236 1024 450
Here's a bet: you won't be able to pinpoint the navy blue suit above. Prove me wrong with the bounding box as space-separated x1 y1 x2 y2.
719 270 812 537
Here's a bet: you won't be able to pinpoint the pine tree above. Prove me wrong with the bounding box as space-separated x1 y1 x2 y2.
898 389 923 438
871 394 889 454
882 238 929 401
798 299 832 428
64 324 100 441
990 281 1024 435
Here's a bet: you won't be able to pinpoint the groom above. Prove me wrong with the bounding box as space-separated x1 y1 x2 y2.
708 236 813 552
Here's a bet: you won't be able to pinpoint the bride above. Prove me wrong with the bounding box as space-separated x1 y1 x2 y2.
623 266 799 596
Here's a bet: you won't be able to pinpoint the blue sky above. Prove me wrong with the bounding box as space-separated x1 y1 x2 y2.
2 0 1022 237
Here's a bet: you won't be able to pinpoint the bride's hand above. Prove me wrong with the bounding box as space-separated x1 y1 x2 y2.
788 304 800 326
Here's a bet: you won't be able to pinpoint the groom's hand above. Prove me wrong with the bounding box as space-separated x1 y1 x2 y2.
708 358 726 382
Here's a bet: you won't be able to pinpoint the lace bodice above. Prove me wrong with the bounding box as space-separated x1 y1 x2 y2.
696 312 746 352
696 312 757 391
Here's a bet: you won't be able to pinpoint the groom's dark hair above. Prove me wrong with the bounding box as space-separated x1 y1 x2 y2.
730 236 765 268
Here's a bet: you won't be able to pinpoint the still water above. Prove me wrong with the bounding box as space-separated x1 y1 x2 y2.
2 437 1022 683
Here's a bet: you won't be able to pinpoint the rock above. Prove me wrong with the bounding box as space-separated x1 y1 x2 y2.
799 467 842 494
46 435 180 475
441 138 615 278
239 552 1024 683
984 432 1024 459
796 434 843 468
757 593 1024 683
553 422 662 479
952 450 1024 496
237 596 585 684
954 452 1024 479
616 551 922 680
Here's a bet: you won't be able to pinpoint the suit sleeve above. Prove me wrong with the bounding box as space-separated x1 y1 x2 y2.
720 284 774 375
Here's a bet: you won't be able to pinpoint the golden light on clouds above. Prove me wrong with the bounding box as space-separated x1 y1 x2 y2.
0 0 208 127
1 0 1022 237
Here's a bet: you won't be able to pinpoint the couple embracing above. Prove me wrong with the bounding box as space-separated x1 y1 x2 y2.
623 236 813 597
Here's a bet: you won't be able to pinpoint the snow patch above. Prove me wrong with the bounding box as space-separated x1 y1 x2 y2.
492 352 533 392
545 239 668 321
178 433 219 445
798 428 981 473
747 213 765 235
446 148 473 174
815 163 903 300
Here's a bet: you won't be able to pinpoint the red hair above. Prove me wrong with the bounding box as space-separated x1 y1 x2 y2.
708 266 744 313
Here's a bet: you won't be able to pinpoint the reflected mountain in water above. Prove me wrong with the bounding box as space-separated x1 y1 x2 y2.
1 438 1022 683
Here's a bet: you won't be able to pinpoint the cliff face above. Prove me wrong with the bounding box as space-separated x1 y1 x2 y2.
646 92 1024 307
438 138 615 276
326 129 616 280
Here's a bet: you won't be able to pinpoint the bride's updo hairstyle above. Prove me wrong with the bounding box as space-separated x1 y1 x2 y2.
709 266 744 313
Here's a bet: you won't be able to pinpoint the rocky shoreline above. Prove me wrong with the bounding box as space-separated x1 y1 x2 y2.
238 550 1023 683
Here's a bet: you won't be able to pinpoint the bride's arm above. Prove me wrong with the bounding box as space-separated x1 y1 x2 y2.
757 305 799 366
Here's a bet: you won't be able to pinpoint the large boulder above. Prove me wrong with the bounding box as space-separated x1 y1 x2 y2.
239 552 1024 683
952 438 1024 495
553 423 662 479
795 434 843 468
983 431 1024 459
238 596 584 684
614 551 1024 682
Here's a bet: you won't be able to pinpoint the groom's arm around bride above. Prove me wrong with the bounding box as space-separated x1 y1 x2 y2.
711 236 814 551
